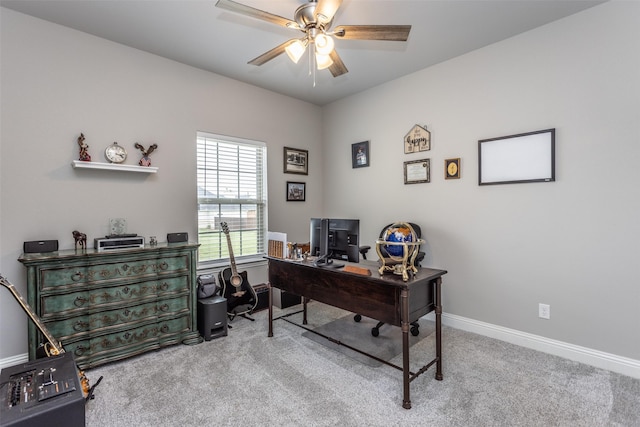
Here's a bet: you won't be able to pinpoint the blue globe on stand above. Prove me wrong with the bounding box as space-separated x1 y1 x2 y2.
383 223 417 259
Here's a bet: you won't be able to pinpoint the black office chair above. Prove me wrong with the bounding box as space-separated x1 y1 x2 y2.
355 222 425 337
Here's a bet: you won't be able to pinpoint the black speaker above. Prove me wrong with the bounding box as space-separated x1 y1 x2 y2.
23 240 58 253
197 296 228 341
167 232 188 243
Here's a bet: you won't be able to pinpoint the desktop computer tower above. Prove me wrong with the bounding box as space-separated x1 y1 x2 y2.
197 296 228 341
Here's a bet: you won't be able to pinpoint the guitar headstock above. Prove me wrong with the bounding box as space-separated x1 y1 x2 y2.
220 222 229 235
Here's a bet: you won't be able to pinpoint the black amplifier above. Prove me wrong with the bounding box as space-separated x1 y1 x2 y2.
0 353 85 427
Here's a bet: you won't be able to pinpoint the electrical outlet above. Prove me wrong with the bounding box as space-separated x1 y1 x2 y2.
539 303 550 319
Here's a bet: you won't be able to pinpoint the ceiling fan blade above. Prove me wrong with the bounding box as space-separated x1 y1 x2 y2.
315 0 342 26
333 25 411 41
328 50 348 77
248 39 298 66
216 0 300 30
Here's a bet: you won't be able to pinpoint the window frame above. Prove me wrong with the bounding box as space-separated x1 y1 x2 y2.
196 131 268 269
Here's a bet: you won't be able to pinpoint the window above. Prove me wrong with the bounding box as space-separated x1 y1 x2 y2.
196 132 267 266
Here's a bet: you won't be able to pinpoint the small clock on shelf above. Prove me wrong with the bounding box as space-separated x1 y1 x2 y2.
105 142 127 164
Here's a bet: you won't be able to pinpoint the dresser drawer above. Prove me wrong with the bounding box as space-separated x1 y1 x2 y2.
44 296 190 342
38 254 190 292
40 276 189 319
68 315 191 369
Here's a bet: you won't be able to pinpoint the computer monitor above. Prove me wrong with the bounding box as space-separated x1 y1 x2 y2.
310 218 360 263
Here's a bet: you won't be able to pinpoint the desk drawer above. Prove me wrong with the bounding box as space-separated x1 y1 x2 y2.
38 254 190 292
40 276 189 318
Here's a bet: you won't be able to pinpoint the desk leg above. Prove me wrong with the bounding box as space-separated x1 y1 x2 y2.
268 283 273 337
401 288 411 409
435 277 443 381
303 297 308 325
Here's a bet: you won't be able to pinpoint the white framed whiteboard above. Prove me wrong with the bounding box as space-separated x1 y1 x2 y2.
478 128 555 185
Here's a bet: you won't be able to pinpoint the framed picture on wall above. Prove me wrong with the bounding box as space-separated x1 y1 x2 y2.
478 128 555 185
286 181 306 201
445 158 461 179
404 159 430 184
283 147 308 175
351 141 370 168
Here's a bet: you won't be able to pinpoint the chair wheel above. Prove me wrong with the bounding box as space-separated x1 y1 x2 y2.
371 327 379 337
354 314 362 322
411 326 419 336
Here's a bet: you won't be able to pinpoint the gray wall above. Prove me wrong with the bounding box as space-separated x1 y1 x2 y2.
0 8 324 361
322 1 639 360
1 2 639 372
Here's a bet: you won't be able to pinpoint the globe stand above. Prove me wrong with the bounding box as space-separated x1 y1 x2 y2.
375 239 424 281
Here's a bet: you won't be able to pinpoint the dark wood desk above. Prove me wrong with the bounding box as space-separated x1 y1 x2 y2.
267 257 447 409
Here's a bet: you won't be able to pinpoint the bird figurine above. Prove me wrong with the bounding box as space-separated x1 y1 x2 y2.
134 142 158 166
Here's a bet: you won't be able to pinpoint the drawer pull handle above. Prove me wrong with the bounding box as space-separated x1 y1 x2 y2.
159 262 168 270
74 296 87 307
123 309 130 316
74 346 88 356
159 282 169 291
72 271 83 281
159 304 169 312
160 325 169 333
73 321 90 331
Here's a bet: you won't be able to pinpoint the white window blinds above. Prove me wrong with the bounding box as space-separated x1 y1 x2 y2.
196 132 267 266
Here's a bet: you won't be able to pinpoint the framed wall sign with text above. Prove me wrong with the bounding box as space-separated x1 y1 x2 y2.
404 124 431 153
404 159 430 184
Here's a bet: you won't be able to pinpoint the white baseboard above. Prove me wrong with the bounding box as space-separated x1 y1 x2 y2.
0 353 28 370
437 312 640 379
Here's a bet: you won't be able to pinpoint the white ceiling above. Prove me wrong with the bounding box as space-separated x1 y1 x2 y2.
1 0 605 106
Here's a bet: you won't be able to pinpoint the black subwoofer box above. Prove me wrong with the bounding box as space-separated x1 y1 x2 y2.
197 296 227 341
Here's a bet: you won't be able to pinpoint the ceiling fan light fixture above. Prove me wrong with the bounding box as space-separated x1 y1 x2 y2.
314 33 335 55
285 39 308 64
315 52 333 70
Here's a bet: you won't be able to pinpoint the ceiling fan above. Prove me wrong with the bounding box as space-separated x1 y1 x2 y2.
216 0 411 77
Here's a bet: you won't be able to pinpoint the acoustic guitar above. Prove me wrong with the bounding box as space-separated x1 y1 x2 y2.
219 222 257 317
0 274 101 400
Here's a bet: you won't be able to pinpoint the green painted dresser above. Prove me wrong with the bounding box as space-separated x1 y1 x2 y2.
18 243 202 369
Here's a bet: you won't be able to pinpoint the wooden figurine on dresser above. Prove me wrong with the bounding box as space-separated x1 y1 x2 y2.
72 230 87 249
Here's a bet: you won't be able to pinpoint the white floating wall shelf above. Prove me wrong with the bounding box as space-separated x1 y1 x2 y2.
71 160 158 174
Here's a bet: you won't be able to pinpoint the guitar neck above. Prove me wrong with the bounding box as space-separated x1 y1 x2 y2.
0 276 64 355
223 232 239 276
